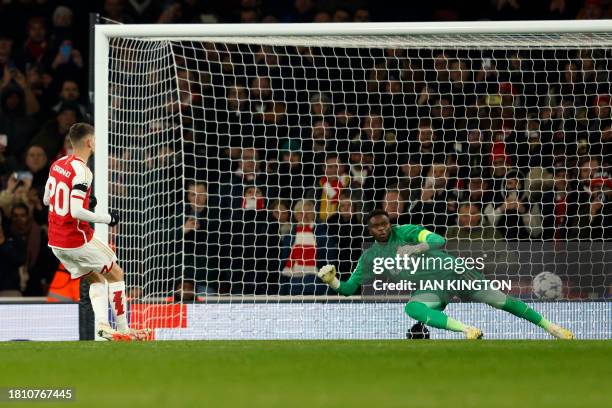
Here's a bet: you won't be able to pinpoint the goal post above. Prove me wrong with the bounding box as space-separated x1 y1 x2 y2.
94 21 612 340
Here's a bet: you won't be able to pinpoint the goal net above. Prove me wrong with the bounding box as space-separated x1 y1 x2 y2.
97 22 611 340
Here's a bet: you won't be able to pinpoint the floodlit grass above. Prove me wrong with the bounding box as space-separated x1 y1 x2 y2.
1 340 610 408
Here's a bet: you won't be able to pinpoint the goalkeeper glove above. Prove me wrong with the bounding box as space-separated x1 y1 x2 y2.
317 265 340 290
396 243 430 258
108 210 120 227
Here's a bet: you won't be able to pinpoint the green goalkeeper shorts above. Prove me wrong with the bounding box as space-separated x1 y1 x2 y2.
411 267 489 308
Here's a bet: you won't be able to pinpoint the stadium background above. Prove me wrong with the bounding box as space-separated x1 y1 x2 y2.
0 0 610 306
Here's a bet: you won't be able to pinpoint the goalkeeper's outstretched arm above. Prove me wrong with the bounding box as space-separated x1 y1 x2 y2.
317 259 363 296
396 226 446 251
317 226 446 296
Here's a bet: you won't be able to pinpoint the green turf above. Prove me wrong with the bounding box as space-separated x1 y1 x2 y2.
0 340 610 408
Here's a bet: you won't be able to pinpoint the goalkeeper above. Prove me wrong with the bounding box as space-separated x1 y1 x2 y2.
317 209 575 339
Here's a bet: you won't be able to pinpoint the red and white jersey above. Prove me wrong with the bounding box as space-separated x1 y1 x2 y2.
45 155 94 249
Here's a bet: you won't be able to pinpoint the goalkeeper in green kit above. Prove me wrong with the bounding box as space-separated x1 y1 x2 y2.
317 209 575 339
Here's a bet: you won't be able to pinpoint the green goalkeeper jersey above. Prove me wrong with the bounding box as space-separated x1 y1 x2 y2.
336 224 458 296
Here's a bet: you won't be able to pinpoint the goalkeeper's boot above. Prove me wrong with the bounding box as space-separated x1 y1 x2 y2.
97 323 132 342
129 328 153 341
464 326 484 340
547 324 575 339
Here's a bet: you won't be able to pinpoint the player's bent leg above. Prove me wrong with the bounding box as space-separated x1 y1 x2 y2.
85 272 130 341
469 290 575 339
404 293 483 339
105 263 152 341
104 263 129 334
85 272 111 341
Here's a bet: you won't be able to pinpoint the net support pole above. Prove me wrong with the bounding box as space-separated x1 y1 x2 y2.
94 27 110 244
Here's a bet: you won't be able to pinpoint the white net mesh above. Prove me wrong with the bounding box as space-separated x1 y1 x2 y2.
105 31 611 339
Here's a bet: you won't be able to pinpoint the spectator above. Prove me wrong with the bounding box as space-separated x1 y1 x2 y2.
240 7 261 23
599 124 612 166
3 63 40 115
54 134 73 160
270 199 291 236
313 10 332 23
489 150 511 193
408 119 442 168
456 127 491 179
0 34 15 73
354 8 371 22
301 119 332 164
228 185 282 295
249 76 273 114
458 175 493 208
0 132 18 176
359 113 385 143
280 199 336 295
257 101 293 152
348 140 378 209
46 263 80 302
285 0 316 22
267 140 313 201
484 169 538 240
157 2 184 24
25 63 54 110
21 17 51 68
425 162 458 227
589 94 611 135
316 153 350 222
9 202 56 296
326 191 365 278
406 179 449 235
21 145 48 193
0 85 39 159
576 0 604 19
0 172 31 217
169 279 205 303
309 92 331 118
572 175 612 240
399 156 423 193
333 8 351 22
219 147 266 215
541 166 578 240
559 61 586 107
180 181 221 294
576 157 602 207
30 103 79 161
382 187 410 225
50 6 76 45
51 80 88 120
446 203 501 240
225 84 251 124
0 212 25 296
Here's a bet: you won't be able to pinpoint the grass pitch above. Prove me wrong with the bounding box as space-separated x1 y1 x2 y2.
0 340 610 408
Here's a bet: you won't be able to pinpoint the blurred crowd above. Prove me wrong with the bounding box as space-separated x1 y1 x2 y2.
145 43 612 298
0 0 611 298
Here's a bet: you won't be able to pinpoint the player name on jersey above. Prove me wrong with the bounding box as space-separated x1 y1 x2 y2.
46 155 94 249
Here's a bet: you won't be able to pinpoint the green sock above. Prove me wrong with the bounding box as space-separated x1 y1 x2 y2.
501 296 546 327
405 302 467 332
445 316 468 332
537 318 553 330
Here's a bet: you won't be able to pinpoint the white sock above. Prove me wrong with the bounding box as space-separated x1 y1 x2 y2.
108 281 129 333
89 282 109 340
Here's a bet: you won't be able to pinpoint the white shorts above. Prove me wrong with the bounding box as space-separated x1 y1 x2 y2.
51 237 118 279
